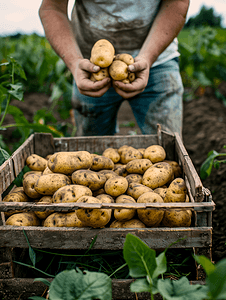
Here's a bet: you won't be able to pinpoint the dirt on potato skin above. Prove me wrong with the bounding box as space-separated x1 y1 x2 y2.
2 82 226 264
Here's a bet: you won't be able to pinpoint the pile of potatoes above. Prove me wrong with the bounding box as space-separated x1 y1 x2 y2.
90 39 136 84
3 144 192 229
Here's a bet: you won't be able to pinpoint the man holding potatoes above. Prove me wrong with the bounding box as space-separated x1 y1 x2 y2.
39 0 189 137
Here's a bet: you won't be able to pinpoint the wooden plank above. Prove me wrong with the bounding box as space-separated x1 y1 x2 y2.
175 132 204 201
0 158 15 194
0 201 216 213
11 134 34 177
0 226 212 249
34 133 55 158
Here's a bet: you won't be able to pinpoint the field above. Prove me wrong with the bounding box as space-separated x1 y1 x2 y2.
1 27 226 299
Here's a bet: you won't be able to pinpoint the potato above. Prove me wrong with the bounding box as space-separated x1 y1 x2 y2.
114 164 128 177
137 192 165 227
96 194 114 203
109 220 125 228
92 68 109 81
143 145 166 163
142 162 174 189
42 166 54 175
162 210 191 227
114 53 134 65
71 169 106 191
154 187 168 201
125 174 143 185
104 176 128 197
164 178 187 203
90 39 115 68
137 148 145 157
126 158 152 174
117 145 130 155
114 195 136 222
23 171 42 180
26 154 47 171
48 151 93 175
120 146 143 164
90 73 97 82
23 173 42 199
91 155 114 171
34 174 71 195
102 148 120 163
128 72 136 83
3 189 30 217
76 196 112 228
122 219 146 228
122 79 130 84
164 160 182 178
109 60 128 81
98 170 118 180
34 196 53 219
127 182 153 200
92 188 106 197
6 212 40 226
53 184 92 203
43 211 87 228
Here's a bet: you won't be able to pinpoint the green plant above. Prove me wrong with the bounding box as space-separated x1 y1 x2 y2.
200 146 226 180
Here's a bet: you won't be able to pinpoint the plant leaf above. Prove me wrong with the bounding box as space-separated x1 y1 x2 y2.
49 269 112 300
130 278 152 293
152 251 167 279
123 233 157 279
200 150 219 180
206 258 226 299
194 255 215 276
23 230 36 267
28 297 46 300
157 276 208 300
33 278 51 287
0 147 10 165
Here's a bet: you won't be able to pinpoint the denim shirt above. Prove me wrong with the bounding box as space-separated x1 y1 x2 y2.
71 0 180 67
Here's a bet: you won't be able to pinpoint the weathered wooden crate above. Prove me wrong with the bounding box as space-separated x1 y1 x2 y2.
0 131 215 300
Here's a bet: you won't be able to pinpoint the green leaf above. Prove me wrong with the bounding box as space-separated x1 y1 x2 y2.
23 230 36 267
206 258 226 299
8 89 24 101
194 255 215 276
48 269 112 300
123 233 157 279
130 278 152 293
200 150 219 180
33 278 51 287
152 251 167 279
157 277 208 300
0 147 10 165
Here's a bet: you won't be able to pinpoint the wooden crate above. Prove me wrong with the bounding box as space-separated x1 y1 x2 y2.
0 131 215 300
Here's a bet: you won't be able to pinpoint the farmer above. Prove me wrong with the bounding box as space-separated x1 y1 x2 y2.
39 0 189 136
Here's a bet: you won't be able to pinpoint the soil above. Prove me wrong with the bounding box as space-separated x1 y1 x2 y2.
3 82 226 265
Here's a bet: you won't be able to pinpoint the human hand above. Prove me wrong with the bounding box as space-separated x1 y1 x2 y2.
73 58 111 97
112 55 151 99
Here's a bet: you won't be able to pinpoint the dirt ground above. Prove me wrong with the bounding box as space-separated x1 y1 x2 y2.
3 82 226 266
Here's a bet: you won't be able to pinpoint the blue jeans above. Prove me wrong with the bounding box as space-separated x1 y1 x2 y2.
71 57 184 136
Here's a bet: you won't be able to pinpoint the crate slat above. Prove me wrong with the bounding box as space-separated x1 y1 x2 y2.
0 226 212 250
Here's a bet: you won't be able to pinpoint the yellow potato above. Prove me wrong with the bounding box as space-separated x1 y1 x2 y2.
122 219 146 228
6 212 40 226
114 164 128 177
43 211 87 228
23 173 42 199
71 169 107 191
114 53 134 65
48 151 93 175
120 146 143 164
142 162 174 189
104 176 128 197
34 196 53 219
91 155 114 171
109 220 125 228
52 184 92 203
143 145 166 163
96 194 114 203
114 195 136 222
128 72 136 83
34 174 71 195
164 178 187 203
137 192 165 227
162 209 192 227
154 187 168 201
109 60 128 81
3 188 30 217
76 196 112 228
126 158 153 174
127 182 153 200
92 68 109 81
164 160 183 178
98 170 118 180
102 148 120 163
26 154 47 171
90 39 115 68
125 174 143 185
